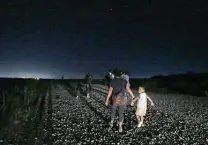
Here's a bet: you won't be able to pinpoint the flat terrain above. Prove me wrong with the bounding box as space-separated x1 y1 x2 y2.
0 81 207 144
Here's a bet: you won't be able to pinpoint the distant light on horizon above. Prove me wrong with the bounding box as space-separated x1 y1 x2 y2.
0 71 53 79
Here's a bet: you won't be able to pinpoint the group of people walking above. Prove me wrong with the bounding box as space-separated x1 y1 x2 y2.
76 71 155 133
105 72 154 132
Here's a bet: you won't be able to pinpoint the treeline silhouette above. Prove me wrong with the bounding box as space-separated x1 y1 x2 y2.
1 71 208 97
63 71 208 97
130 72 208 97
89 71 208 97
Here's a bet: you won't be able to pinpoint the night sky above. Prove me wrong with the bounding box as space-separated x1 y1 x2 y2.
0 0 207 79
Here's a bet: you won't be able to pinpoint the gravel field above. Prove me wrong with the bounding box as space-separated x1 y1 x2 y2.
93 84 208 125
61 83 207 144
1 83 207 144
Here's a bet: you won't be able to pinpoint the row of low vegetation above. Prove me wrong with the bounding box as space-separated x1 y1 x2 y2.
134 73 208 97
24 70 208 97
77 70 208 97
0 78 49 130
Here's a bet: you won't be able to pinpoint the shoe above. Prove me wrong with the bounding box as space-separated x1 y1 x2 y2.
119 126 123 133
109 121 113 127
137 121 143 128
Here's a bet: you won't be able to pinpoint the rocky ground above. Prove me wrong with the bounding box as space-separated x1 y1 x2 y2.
0 83 207 144
60 84 207 144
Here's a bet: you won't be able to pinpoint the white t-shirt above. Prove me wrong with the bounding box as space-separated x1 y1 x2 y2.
137 92 147 109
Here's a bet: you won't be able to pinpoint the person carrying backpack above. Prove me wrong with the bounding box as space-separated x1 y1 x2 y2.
105 74 135 132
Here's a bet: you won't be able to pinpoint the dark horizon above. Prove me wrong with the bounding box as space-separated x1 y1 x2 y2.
0 0 207 79
0 71 207 80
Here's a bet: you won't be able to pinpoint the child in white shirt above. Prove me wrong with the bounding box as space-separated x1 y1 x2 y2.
131 86 154 127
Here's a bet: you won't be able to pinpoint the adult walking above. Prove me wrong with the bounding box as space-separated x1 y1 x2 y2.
105 73 136 132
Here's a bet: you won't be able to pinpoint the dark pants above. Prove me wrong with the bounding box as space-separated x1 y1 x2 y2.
111 105 125 122
124 96 127 108
76 90 80 96
123 90 128 109
86 85 90 94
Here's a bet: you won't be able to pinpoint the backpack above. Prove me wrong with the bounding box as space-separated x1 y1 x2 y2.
111 79 126 105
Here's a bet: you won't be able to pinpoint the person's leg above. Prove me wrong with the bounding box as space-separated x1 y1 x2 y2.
86 86 90 98
137 115 144 127
89 84 92 92
124 96 127 109
76 91 79 99
127 93 130 102
136 109 141 123
118 105 125 132
110 105 117 127
140 115 144 123
141 109 146 126
137 109 146 127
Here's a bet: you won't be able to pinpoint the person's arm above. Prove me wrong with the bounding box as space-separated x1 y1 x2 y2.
126 83 136 99
105 87 113 105
147 95 154 106
130 95 139 106
132 96 138 102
